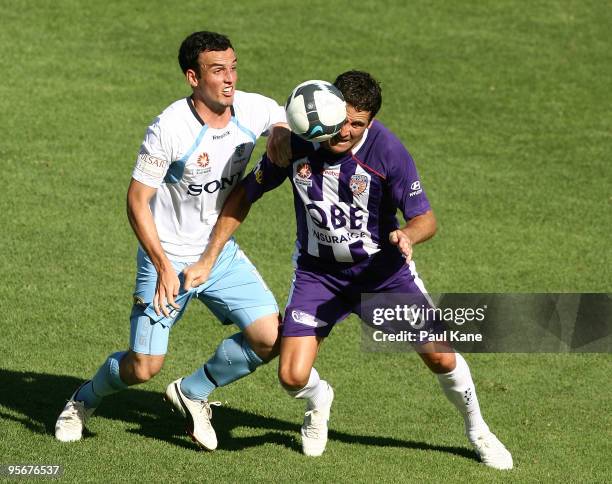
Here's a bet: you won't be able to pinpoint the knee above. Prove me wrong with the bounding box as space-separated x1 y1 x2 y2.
123 353 164 383
245 315 281 363
132 360 163 383
134 364 161 383
278 364 309 390
423 352 456 374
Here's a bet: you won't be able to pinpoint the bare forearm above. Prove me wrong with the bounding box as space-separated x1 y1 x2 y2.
400 210 437 245
126 187 171 272
200 184 253 264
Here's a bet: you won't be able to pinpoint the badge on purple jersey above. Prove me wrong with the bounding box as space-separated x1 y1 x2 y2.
349 174 368 196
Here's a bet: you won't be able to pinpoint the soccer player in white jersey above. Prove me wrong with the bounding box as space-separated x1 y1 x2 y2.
190 71 513 468
55 31 287 450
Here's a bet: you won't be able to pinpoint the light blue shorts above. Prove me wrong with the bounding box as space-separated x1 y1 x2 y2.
129 239 278 355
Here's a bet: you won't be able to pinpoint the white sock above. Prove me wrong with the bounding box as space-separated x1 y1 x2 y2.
437 353 490 441
285 367 330 409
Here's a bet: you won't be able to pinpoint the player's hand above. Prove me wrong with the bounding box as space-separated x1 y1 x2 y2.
182 260 213 291
153 265 180 318
389 229 413 263
266 123 292 167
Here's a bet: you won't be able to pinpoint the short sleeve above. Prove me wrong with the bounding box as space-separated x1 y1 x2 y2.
248 93 287 137
131 119 172 188
385 141 431 220
241 154 288 203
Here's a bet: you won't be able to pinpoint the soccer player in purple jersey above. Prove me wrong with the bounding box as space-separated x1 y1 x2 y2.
185 71 513 469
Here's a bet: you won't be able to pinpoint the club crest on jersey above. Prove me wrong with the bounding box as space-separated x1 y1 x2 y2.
294 162 313 187
349 174 368 196
234 143 246 157
233 143 249 165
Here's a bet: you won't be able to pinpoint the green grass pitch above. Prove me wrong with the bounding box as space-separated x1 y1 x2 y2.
0 0 610 482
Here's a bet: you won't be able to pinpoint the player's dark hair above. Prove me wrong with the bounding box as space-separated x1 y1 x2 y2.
333 70 382 120
178 31 233 75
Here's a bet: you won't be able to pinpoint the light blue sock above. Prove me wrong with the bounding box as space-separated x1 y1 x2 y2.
180 333 263 401
180 366 215 401
75 351 129 409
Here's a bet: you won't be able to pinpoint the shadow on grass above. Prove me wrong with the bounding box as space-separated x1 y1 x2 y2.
0 369 477 461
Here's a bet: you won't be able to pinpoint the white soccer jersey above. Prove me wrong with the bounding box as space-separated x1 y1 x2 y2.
132 90 285 262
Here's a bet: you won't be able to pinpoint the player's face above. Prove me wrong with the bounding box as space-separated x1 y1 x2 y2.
190 48 237 112
324 104 372 154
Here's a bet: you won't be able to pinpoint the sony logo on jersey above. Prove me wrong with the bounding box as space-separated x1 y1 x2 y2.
187 173 240 196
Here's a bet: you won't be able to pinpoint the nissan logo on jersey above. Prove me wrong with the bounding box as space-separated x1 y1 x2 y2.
187 173 241 196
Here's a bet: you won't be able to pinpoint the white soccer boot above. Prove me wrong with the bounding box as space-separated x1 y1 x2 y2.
301 382 334 457
470 432 513 470
55 385 96 442
164 378 219 451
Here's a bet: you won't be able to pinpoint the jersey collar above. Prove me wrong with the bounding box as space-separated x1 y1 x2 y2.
350 128 369 156
186 96 236 126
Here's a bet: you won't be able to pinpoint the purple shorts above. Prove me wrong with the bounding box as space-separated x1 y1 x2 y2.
283 260 438 338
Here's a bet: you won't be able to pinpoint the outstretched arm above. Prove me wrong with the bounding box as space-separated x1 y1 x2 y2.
183 183 253 289
389 209 437 263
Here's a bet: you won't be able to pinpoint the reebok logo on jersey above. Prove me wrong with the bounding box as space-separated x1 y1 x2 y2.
322 169 340 178
135 152 168 178
291 310 328 328
212 130 230 140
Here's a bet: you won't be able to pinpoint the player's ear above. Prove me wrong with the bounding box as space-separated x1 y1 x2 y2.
185 68 199 88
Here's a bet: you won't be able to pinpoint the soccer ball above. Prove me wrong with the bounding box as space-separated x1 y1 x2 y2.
285 80 346 142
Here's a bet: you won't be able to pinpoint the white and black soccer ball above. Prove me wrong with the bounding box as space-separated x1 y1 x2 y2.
285 80 346 142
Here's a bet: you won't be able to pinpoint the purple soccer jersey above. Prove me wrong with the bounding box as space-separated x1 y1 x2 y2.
244 120 430 267
241 120 434 337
